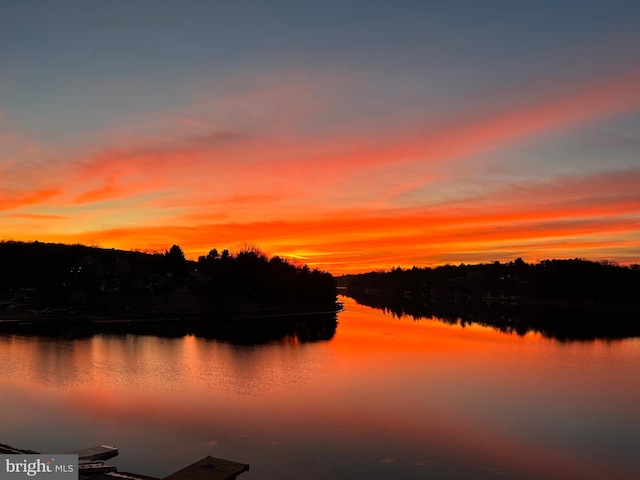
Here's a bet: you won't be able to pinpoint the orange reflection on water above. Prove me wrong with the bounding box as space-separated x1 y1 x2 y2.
1 299 639 479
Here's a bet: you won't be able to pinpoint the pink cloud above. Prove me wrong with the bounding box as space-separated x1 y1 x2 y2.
16 67 639 215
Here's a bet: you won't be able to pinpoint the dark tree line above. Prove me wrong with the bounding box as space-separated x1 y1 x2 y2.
340 258 640 340
342 258 640 305
195 246 337 311
0 241 337 314
0 241 171 306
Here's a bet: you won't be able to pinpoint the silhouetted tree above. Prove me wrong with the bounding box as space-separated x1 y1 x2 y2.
165 244 188 278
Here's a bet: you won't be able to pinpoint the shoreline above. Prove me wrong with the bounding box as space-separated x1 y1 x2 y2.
0 306 342 326
0 305 341 342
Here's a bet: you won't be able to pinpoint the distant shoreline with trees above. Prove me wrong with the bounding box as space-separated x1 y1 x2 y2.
339 258 640 340
2 241 639 341
0 240 339 341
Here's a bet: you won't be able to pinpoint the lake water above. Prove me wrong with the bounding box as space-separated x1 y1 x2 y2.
1 296 639 480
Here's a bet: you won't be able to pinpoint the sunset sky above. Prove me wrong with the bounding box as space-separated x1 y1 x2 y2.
1 1 639 274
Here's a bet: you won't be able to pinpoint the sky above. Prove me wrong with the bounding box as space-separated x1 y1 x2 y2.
1 0 639 274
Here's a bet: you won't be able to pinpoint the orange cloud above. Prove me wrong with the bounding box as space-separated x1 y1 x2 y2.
0 188 62 212
2 69 640 272
257 68 640 175
17 165 635 273
23 68 638 213
1 213 67 220
71 182 124 205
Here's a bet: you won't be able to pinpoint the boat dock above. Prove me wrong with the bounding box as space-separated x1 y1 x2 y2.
161 456 249 480
71 445 120 461
2 443 249 480
79 457 249 480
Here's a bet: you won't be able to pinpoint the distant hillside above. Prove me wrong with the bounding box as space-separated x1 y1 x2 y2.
338 258 640 340
340 258 640 304
0 241 338 318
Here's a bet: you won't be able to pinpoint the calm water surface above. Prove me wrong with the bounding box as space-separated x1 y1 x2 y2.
1 296 639 479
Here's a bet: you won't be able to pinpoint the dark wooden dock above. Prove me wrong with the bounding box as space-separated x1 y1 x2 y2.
2 443 249 480
162 456 249 480
71 445 119 461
